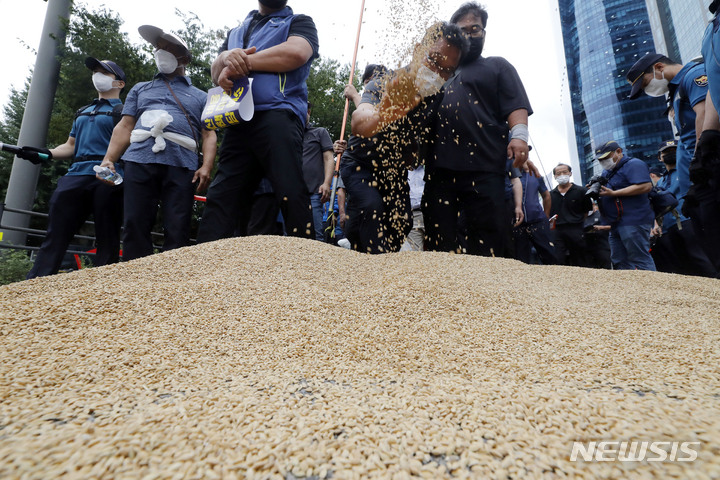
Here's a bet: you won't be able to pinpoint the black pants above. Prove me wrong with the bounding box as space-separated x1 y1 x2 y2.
553 223 589 267
423 169 505 257
340 160 411 254
585 230 612 269
122 162 195 261
27 175 123 279
197 110 312 242
513 219 557 264
652 219 717 277
688 184 720 275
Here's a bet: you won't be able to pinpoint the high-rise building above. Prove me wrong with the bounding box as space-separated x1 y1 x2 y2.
559 0 675 182
646 0 711 63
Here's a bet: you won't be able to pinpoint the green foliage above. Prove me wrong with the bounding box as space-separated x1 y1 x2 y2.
0 3 358 246
307 58 362 141
0 249 33 285
0 82 29 201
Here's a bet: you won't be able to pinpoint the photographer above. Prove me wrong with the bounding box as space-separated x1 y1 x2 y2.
592 141 656 271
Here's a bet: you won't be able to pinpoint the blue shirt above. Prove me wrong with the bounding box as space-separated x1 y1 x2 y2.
669 61 707 197
520 171 548 223
122 74 207 170
702 14 720 115
599 156 654 227
67 98 123 177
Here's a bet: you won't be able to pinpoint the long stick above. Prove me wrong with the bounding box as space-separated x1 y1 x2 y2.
325 0 366 241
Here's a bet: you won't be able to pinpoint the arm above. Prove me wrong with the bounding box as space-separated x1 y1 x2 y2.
541 190 551 218
600 182 653 197
338 188 347 228
99 115 136 173
703 91 720 131
319 150 334 203
215 37 313 91
49 137 76 161
507 108 530 169
344 84 362 108
694 100 706 144
511 177 524 226
193 129 218 193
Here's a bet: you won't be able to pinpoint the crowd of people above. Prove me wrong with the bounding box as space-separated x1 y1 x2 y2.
15 0 720 279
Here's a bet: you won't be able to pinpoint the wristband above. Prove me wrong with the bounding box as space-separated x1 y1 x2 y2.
510 124 529 143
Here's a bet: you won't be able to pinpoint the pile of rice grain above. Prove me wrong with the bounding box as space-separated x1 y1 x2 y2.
1 236 719 479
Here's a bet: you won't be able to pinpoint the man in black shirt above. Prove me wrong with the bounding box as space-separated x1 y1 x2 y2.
424 2 533 256
549 163 593 267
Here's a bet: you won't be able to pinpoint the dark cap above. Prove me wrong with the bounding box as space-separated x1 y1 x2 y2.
626 53 665 99
658 139 677 152
85 57 126 82
649 166 665 176
595 141 621 160
138 25 190 58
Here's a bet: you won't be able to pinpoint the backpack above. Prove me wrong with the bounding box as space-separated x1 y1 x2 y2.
75 102 124 126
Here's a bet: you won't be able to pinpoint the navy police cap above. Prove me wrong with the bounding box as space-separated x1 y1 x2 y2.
85 57 126 83
626 53 665 100
658 139 677 152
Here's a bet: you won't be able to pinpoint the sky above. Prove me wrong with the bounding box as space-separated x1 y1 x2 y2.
0 0 578 181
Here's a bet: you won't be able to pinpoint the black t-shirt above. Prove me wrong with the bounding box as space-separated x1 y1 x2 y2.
550 183 593 226
220 13 319 56
301 125 333 193
432 56 532 174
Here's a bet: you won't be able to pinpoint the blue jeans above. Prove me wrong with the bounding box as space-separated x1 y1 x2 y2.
609 224 656 271
310 192 325 241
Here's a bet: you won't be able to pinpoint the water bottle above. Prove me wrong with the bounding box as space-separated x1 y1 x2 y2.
93 165 123 185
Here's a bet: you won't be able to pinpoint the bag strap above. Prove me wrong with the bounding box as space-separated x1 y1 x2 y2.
163 79 200 152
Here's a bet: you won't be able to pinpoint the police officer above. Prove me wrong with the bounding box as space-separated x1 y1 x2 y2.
594 141 656 271
693 0 720 275
651 140 716 277
25 58 126 279
626 53 719 273
197 0 319 242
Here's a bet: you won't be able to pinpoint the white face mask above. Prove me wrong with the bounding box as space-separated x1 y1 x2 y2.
644 69 669 97
555 175 571 185
415 64 446 98
155 49 179 74
599 158 616 171
92 72 116 93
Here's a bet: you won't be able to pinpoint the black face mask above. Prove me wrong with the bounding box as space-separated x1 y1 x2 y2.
463 36 485 64
259 0 287 8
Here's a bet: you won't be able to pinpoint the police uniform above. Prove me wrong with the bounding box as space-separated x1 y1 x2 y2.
424 55 532 256
694 6 720 274
27 99 124 279
668 62 708 197
197 6 319 242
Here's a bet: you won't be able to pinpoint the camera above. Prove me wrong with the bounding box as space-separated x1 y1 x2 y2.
585 174 608 200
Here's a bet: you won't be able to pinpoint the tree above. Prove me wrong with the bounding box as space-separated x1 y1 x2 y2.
307 57 362 141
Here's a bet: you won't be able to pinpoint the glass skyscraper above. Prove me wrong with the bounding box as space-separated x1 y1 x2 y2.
559 0 675 182
645 0 711 63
